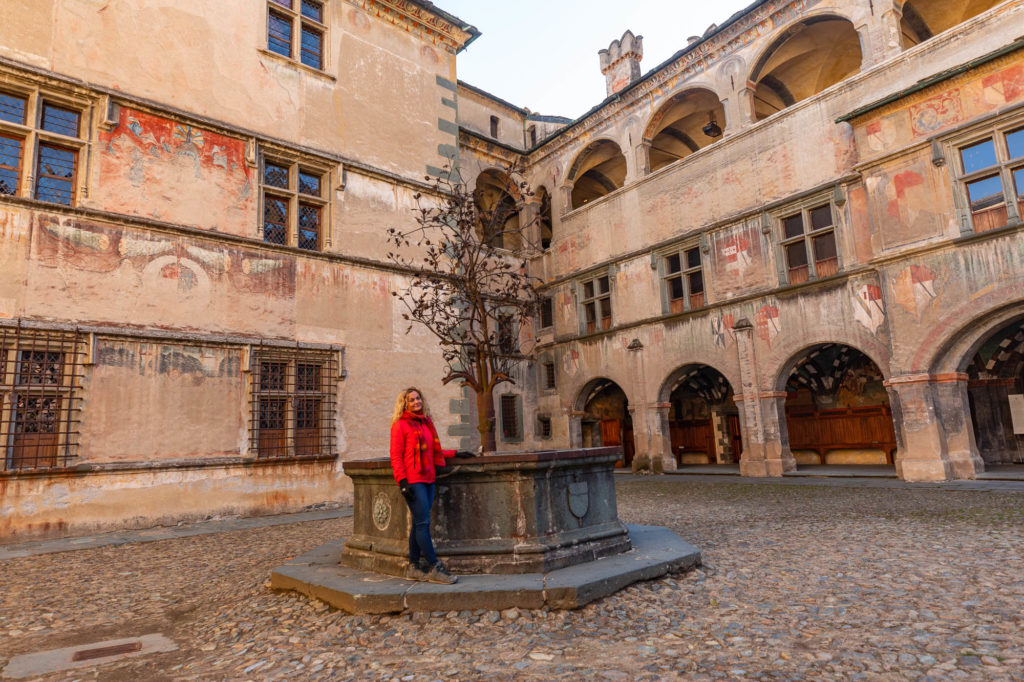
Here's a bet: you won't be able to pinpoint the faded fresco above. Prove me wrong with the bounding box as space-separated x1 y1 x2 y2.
95 108 256 236
708 219 771 299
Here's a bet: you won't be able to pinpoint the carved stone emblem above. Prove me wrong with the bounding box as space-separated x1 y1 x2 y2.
372 492 392 531
568 481 589 519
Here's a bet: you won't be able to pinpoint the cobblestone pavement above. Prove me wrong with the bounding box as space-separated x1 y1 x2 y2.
2 477 1024 680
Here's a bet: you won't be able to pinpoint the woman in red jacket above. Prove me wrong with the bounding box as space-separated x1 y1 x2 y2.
390 386 473 584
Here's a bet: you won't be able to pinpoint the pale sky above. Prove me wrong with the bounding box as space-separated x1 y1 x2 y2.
440 0 758 119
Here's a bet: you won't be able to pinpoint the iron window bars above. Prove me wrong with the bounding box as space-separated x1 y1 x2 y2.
250 346 337 459
0 325 86 470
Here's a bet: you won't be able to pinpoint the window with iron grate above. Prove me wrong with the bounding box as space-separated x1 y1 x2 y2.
539 296 553 330
543 362 556 390
536 414 552 440
251 348 337 458
0 89 85 206
499 394 522 442
0 326 86 471
267 0 327 71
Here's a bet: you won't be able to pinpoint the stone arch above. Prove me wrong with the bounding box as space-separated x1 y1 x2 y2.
776 342 898 467
572 376 635 467
897 0 1003 49
642 87 726 172
567 139 627 209
748 14 863 121
474 168 522 251
768 332 893 394
658 363 743 465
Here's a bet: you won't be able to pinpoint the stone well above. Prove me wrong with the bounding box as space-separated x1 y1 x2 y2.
341 447 632 576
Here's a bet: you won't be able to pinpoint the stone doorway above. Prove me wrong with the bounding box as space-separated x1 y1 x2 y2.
965 318 1024 466
662 364 740 465
783 344 897 467
577 379 635 467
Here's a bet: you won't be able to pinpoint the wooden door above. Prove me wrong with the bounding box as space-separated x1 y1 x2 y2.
728 414 743 460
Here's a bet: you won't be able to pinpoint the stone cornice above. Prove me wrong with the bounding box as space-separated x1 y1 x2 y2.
344 0 480 54
459 129 524 165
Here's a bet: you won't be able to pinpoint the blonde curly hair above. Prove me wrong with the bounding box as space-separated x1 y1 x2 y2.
391 386 431 424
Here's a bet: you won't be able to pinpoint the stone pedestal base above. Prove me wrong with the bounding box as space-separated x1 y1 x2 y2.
342 448 631 576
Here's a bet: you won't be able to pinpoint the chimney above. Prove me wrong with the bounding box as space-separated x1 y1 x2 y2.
599 30 643 97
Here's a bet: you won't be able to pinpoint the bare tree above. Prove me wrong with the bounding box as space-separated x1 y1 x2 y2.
386 163 541 452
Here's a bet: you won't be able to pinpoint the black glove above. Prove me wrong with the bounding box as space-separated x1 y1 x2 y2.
454 450 476 459
398 478 412 500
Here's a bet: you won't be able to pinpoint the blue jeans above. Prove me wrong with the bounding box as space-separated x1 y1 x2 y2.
404 482 438 566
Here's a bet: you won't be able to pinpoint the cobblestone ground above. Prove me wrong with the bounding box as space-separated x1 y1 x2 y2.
2 478 1024 680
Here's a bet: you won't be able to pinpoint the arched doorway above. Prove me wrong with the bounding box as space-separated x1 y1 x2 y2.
899 0 1002 49
474 169 521 251
750 16 862 120
783 344 897 466
644 88 726 172
577 378 635 467
663 365 741 465
568 140 627 209
965 318 1024 466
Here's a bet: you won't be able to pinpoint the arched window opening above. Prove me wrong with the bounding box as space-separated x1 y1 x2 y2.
569 140 627 209
662 365 741 466
474 169 522 251
783 344 896 467
536 186 553 250
751 17 862 121
646 89 726 172
577 378 634 468
900 0 1002 49
964 318 1024 467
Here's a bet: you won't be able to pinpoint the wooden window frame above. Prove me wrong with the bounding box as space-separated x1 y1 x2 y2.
659 243 706 314
945 113 1024 234
250 347 338 459
578 272 612 335
0 86 88 206
266 0 328 72
773 197 840 286
259 150 331 250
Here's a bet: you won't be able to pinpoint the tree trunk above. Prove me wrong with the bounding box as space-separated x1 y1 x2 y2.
476 388 497 453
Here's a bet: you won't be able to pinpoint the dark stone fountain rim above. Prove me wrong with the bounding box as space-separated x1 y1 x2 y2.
342 446 621 471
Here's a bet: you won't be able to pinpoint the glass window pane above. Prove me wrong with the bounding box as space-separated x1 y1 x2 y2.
1013 166 1024 198
296 363 321 392
300 26 322 69
600 298 612 319
298 170 321 196
0 135 22 196
585 302 596 324
685 247 701 269
35 145 76 205
786 242 808 269
270 0 292 8
809 204 833 231
298 203 320 250
666 253 681 273
1006 128 1024 161
264 162 289 189
668 276 684 300
813 232 837 262
263 195 288 244
268 12 292 57
966 175 1004 212
782 213 803 239
260 361 288 391
0 92 26 125
583 281 594 299
301 0 323 22
688 270 704 294
960 138 997 174
598 276 609 294
40 103 80 137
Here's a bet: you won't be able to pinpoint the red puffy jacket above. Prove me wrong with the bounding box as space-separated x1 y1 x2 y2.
390 411 455 484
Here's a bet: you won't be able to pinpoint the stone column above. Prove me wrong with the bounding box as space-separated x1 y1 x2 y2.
885 374 954 481
933 373 985 479
560 184 573 215
568 410 585 448
736 84 758 126
650 402 675 471
635 141 652 177
732 320 796 476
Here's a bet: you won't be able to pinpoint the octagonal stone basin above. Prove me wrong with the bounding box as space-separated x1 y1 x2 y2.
341 447 632 576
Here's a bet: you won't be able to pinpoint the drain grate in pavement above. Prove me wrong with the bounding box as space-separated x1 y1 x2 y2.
2 633 176 679
71 641 143 662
